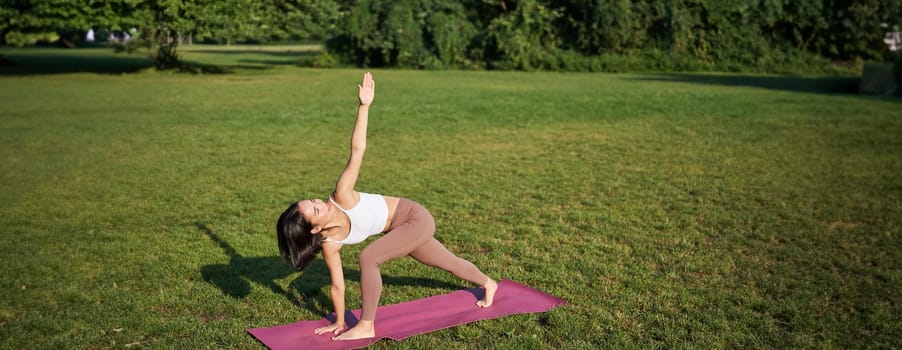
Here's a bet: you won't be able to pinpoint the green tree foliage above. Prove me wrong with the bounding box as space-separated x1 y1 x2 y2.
1 0 338 68
556 0 653 54
3 0 900 72
0 0 135 46
190 0 263 45
326 0 901 71
822 0 902 59
486 0 563 70
263 0 340 41
145 0 187 69
329 0 476 68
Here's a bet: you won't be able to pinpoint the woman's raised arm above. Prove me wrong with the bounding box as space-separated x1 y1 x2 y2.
332 72 374 205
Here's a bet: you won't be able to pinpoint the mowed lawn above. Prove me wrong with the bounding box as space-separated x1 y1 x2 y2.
0 47 900 349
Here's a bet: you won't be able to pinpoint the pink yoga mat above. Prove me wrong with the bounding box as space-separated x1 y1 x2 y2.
247 279 566 350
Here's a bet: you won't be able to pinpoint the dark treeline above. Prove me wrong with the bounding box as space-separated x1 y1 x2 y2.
3 0 901 72
327 0 902 72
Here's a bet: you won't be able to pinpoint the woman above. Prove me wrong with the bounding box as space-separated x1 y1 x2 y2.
277 72 497 341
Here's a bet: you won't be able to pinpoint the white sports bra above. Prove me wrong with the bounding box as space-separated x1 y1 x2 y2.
323 192 389 245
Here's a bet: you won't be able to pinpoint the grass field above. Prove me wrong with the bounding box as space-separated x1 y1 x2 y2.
1 46 900 349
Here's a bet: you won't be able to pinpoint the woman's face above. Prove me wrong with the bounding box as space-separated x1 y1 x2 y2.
297 198 331 233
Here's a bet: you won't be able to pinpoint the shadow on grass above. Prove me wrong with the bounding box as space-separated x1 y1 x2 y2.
235 59 306 66
196 222 462 316
0 51 292 76
180 48 318 67
627 73 884 97
0 52 152 76
174 62 274 74
186 49 318 57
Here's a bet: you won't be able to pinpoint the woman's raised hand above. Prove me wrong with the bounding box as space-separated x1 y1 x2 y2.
358 72 375 106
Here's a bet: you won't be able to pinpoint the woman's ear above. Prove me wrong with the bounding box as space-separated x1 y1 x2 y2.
311 226 322 234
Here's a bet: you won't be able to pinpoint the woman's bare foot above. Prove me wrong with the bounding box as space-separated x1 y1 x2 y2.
332 321 375 340
476 279 497 308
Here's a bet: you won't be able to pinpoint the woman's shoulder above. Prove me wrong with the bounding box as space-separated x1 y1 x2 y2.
330 190 359 210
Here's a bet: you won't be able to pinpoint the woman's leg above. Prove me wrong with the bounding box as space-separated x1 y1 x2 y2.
357 201 434 320
408 238 497 307
334 199 434 340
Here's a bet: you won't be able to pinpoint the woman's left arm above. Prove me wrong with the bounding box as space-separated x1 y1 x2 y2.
313 243 346 335
333 72 374 205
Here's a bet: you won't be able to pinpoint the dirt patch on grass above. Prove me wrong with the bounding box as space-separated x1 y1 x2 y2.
828 220 862 231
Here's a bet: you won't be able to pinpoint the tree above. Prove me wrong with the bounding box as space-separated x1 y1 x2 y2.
1 0 340 69
485 0 563 70
187 0 338 45
328 0 479 68
190 0 262 45
1 0 103 46
261 0 340 42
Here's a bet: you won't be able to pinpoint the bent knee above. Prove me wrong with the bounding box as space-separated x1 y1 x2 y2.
358 250 384 268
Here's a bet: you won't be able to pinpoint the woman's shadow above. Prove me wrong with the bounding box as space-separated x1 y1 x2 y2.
196 222 464 316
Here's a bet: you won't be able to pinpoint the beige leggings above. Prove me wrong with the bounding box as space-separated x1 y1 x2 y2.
358 198 490 321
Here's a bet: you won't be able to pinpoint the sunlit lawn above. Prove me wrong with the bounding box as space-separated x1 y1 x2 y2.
0 47 900 349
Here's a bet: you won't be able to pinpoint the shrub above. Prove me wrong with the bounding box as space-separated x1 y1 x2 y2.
485 0 562 71
154 43 179 70
4 31 59 47
321 0 902 73
298 51 339 68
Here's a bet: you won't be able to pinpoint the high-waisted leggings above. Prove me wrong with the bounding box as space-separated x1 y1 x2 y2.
358 198 490 321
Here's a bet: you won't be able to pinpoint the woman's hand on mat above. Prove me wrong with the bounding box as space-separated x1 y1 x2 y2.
314 321 345 336
358 72 374 106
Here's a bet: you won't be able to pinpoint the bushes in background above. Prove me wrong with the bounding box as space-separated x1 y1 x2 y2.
324 0 902 72
3 0 899 72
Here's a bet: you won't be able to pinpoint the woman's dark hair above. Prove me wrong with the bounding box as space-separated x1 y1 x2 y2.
277 202 325 271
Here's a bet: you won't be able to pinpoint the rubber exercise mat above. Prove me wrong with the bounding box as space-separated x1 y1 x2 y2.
247 279 566 350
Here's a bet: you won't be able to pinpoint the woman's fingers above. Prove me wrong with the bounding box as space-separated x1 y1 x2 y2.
358 72 374 105
314 325 332 334
363 72 373 89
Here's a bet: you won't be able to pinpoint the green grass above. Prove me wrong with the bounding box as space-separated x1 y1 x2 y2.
177 44 321 68
1 47 900 349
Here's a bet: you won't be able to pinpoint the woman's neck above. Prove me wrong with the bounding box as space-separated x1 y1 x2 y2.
320 204 350 239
